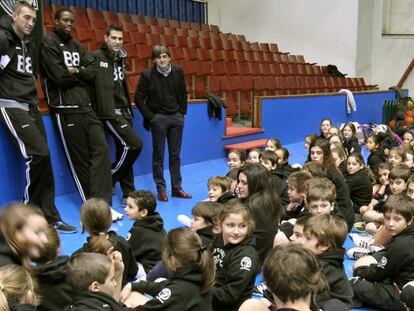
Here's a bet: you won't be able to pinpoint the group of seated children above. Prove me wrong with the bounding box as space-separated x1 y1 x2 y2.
2 117 414 310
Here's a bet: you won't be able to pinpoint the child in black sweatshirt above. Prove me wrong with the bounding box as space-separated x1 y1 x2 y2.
297 214 353 310
73 198 138 285
33 226 74 311
210 202 260 311
124 190 166 279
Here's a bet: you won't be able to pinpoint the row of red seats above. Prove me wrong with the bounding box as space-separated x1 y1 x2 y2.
41 4 377 118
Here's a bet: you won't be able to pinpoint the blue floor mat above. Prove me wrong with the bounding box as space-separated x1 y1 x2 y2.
57 142 378 311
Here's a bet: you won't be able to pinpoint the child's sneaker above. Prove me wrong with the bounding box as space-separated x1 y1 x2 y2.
177 214 192 227
346 246 370 260
252 282 267 297
353 221 366 232
111 208 124 222
349 232 373 248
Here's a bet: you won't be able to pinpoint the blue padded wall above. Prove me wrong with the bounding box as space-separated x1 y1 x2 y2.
0 91 400 206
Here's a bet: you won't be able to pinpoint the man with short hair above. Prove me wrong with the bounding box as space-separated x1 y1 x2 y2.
89 24 142 206
135 45 191 201
39 8 118 220
0 1 76 232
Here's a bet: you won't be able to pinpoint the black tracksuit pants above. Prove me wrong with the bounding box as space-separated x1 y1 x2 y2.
0 106 61 223
55 111 112 205
352 279 405 311
104 115 142 198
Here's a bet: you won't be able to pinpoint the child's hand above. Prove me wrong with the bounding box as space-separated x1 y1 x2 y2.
286 202 299 212
120 283 132 303
109 250 125 275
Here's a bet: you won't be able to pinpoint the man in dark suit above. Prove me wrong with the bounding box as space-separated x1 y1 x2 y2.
135 45 191 201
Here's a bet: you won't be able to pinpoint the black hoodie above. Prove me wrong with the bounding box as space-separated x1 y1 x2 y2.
34 255 75 311
317 249 353 308
89 43 132 120
343 137 361 156
0 15 38 107
345 169 373 212
10 305 37 311
39 28 97 113
73 231 137 285
210 235 260 311
367 150 386 173
126 213 166 273
269 171 290 207
354 223 414 288
132 263 212 311
0 232 21 267
64 291 127 311
273 163 293 181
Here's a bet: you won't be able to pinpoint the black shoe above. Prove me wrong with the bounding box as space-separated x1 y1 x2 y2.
53 221 77 234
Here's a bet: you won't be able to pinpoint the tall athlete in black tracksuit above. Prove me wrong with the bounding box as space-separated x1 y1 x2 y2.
39 8 112 205
0 5 74 232
89 26 142 201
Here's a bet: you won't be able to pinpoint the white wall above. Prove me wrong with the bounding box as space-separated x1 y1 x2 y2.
208 0 359 76
208 0 414 95
357 0 414 94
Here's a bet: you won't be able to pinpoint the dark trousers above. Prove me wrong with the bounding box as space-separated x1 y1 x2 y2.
352 279 405 311
104 116 143 198
0 107 61 223
55 111 112 205
150 112 184 193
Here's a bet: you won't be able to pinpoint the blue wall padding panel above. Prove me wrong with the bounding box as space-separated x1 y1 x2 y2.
0 91 398 206
260 91 398 145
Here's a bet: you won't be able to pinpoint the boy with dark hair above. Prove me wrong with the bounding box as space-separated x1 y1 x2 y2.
124 190 166 277
352 194 414 310
299 214 353 310
285 170 313 218
260 150 289 206
207 176 231 202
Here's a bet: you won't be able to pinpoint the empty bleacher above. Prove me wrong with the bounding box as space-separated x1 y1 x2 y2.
42 3 378 118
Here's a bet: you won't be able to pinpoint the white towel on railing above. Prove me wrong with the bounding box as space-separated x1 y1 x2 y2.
339 89 357 114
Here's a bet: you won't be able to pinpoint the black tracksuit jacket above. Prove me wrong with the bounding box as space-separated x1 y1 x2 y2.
73 231 137 285
39 28 97 113
345 169 373 212
89 43 132 119
343 137 361 155
126 213 166 273
132 263 212 311
367 150 386 173
64 291 127 311
34 255 75 311
354 223 414 289
270 170 290 207
210 235 260 311
0 15 38 106
317 249 353 308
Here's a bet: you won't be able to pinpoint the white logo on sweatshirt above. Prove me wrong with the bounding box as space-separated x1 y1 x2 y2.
377 256 387 269
126 232 131 241
240 256 252 271
156 288 171 303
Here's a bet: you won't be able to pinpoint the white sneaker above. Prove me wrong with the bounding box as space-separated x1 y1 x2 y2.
349 232 373 248
111 208 124 222
177 214 192 227
346 246 370 260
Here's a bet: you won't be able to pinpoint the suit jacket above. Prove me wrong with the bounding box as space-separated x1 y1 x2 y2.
134 64 187 130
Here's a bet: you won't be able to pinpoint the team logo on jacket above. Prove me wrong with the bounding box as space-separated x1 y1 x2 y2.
126 232 131 241
0 0 39 16
156 288 171 303
377 256 387 269
240 256 252 271
212 248 225 268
